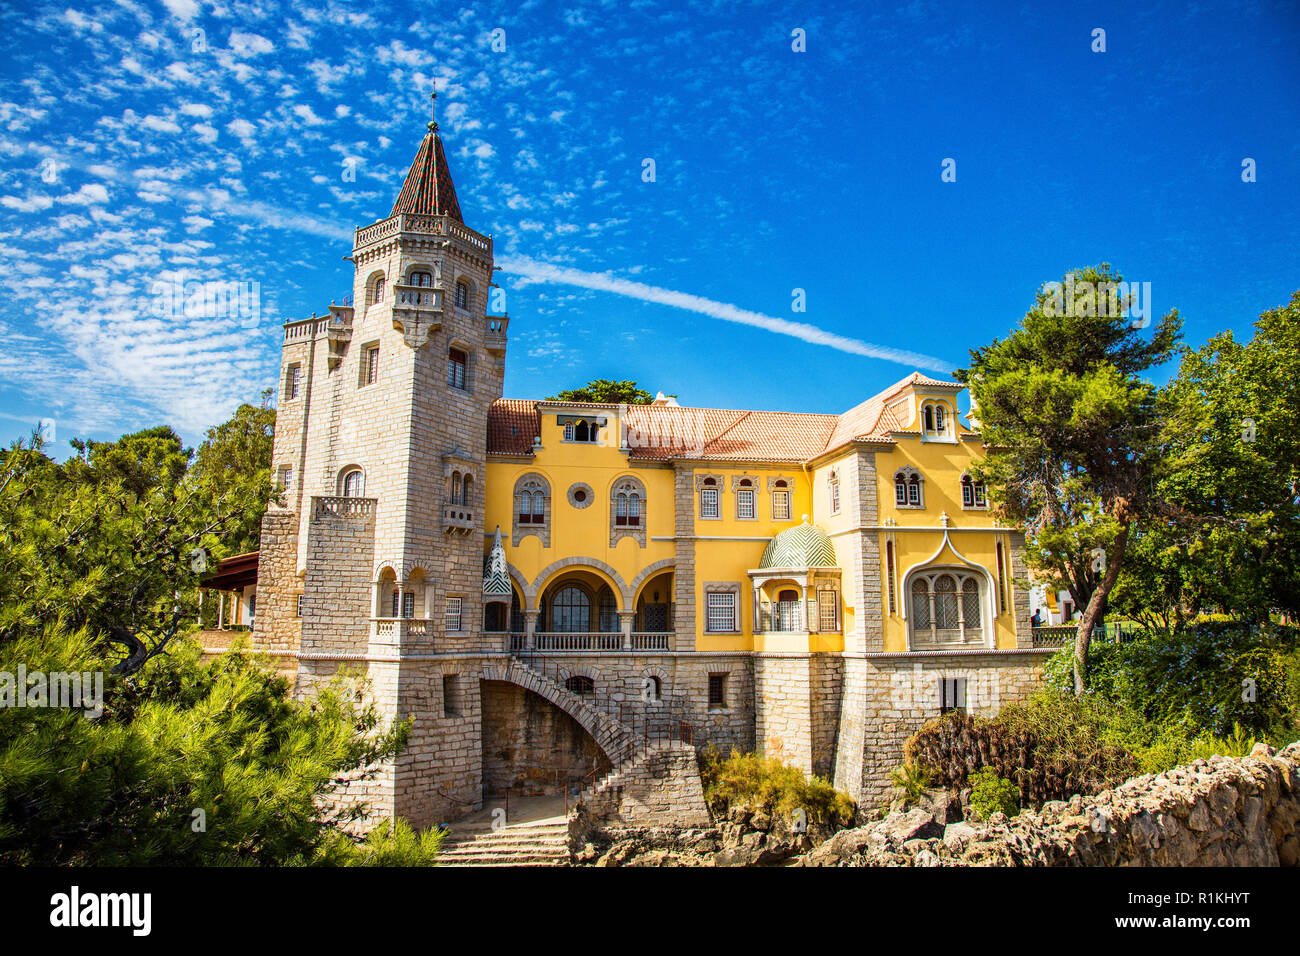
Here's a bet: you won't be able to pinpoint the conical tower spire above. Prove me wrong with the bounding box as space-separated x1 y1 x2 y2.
390 88 463 221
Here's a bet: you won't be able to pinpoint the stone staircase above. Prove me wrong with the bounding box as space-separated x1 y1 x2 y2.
437 814 570 867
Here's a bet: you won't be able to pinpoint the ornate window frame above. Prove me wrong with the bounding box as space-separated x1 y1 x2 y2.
609 475 647 547
567 482 594 509
767 475 794 521
894 466 925 510
827 467 841 516
512 472 551 547
703 580 742 633
696 473 724 520
906 568 987 649
919 398 957 443
339 466 365 498
960 471 988 510
731 473 760 521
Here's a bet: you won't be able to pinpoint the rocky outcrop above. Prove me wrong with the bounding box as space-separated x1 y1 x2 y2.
794 742 1300 867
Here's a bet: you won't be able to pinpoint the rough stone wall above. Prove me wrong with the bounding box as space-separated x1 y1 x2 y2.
480 679 611 795
580 741 711 828
810 653 843 779
300 500 375 656
672 466 697 653
250 510 300 658
754 655 814 772
1007 532 1033 648
392 658 484 826
836 652 1048 807
803 742 1300 867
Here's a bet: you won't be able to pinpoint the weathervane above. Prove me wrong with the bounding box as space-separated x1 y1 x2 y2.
428 88 439 134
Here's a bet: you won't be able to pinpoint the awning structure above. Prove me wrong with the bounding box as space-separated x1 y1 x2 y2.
202 551 260 592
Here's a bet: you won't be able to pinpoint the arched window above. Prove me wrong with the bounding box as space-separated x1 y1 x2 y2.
552 586 590 632
895 473 908 505
450 471 462 505
341 468 364 498
908 474 922 506
575 420 590 442
448 348 467 389
461 474 472 507
563 421 574 441
907 569 985 648
455 282 469 309
961 474 987 508
373 276 385 304
410 270 432 287
736 479 755 520
771 479 791 520
922 401 951 439
515 478 547 524
923 405 934 432
699 477 719 519
935 405 946 432
565 675 595 696
644 675 662 702
614 483 642 527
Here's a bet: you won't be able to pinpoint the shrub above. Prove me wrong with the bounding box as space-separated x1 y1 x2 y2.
968 768 1019 820
889 760 931 802
905 696 1139 806
699 747 855 827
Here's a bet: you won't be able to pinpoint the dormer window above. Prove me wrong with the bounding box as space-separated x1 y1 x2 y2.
921 400 953 440
562 418 597 443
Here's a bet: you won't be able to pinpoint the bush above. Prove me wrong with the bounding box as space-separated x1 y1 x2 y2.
905 699 1139 806
889 760 931 801
968 768 1019 821
1045 622 1300 738
699 747 855 827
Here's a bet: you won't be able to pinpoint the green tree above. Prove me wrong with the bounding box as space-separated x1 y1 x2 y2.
189 389 277 555
547 378 655 405
957 264 1181 694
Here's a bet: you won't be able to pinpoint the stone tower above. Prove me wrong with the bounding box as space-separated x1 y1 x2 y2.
256 92 505 824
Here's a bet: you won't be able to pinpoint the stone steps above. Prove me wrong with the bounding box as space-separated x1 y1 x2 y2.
438 820 570 867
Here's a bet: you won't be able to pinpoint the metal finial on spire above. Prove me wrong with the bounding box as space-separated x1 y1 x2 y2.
427 88 439 134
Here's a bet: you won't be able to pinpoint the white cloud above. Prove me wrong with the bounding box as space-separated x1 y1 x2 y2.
161 0 200 20
497 257 954 374
229 32 274 57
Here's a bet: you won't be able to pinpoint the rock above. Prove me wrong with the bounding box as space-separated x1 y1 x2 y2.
875 808 944 846
913 848 940 867
1251 742 1276 758
919 789 963 825
942 821 980 852
986 811 1008 827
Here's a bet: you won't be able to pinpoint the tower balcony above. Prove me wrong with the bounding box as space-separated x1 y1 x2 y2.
353 213 493 261
391 284 442 348
485 314 508 352
443 501 476 535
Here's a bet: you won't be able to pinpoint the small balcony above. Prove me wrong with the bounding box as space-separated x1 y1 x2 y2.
371 617 433 641
443 503 476 535
485 315 508 352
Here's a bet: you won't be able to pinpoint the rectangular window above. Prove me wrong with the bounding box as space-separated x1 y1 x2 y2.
442 674 461 717
362 345 380 386
390 592 399 617
707 673 727 710
445 597 463 632
818 589 839 631
974 483 987 507
700 487 719 519
402 592 415 619
296 595 303 618
962 481 975 508
772 489 790 520
736 489 755 519
705 591 736 632
907 481 921 506
895 481 907 505
447 348 467 389
829 479 840 515
277 464 293 491
939 677 966 714
286 364 301 399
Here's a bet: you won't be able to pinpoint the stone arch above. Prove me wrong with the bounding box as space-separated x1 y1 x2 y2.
629 559 675 606
479 659 635 766
529 556 630 611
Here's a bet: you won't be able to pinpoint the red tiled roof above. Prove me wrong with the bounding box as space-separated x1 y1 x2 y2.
485 372 967 463
487 399 540 455
391 132 463 221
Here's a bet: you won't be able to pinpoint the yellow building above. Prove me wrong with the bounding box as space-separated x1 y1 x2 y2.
246 95 1053 829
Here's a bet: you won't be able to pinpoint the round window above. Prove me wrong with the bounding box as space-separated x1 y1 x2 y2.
574 489 587 503
567 483 594 509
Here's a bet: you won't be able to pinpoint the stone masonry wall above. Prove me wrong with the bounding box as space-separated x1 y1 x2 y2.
480 679 612 796
579 741 711 828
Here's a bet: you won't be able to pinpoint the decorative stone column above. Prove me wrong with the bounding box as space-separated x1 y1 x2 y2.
619 610 636 650
523 609 539 650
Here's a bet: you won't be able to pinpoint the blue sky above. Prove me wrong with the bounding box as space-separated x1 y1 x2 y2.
1 0 1297 452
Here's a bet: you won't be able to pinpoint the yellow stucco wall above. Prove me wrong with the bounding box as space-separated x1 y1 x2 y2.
485 387 1021 653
